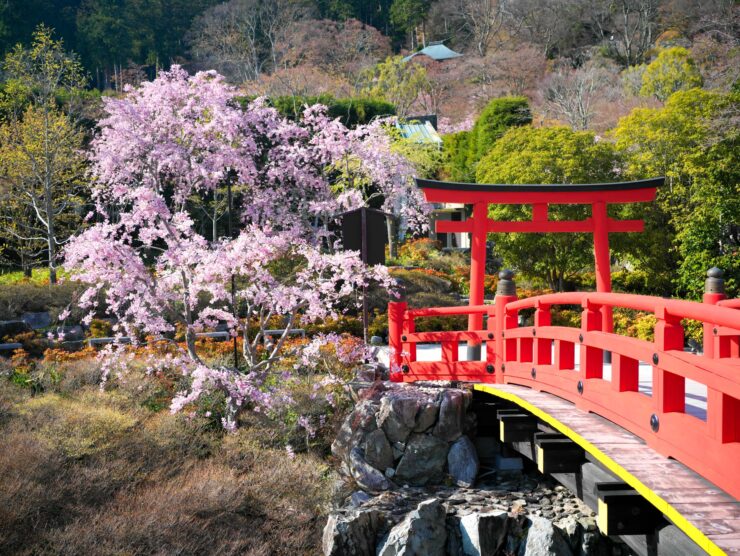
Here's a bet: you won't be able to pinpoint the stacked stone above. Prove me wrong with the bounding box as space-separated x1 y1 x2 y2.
331 383 479 492
323 479 626 556
328 382 633 556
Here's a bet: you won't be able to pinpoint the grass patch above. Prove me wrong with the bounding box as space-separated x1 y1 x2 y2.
0 353 338 555
20 393 139 458
0 267 70 286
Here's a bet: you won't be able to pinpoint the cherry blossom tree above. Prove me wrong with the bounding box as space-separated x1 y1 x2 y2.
63 66 421 429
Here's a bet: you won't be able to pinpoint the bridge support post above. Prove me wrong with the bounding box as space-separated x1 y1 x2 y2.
592 201 613 333
467 202 489 361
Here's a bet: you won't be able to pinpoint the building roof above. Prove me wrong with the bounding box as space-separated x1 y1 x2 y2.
402 42 463 62
396 120 443 145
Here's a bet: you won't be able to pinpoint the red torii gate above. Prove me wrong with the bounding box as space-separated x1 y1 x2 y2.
416 177 663 335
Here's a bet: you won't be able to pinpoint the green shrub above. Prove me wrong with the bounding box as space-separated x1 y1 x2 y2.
0 281 92 322
470 96 532 166
407 291 461 309
389 268 453 295
612 269 663 295
443 130 474 182
551 309 581 328
236 94 395 127
424 249 471 277
397 238 443 267
368 311 389 339
304 315 363 337
89 318 113 338
681 319 703 346
0 267 69 285
414 314 468 333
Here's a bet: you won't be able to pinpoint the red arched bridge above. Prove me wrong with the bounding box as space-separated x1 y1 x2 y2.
386 178 739 556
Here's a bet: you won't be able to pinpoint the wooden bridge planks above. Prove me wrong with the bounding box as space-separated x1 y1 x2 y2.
475 383 740 556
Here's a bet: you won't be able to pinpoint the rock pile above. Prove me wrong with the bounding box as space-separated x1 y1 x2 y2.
324 478 630 556
327 381 634 555
331 383 479 492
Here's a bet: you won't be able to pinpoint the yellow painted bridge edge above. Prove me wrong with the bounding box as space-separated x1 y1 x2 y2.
473 384 725 556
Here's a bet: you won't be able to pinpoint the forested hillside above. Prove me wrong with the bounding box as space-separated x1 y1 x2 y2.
1 1 737 101
0 0 737 297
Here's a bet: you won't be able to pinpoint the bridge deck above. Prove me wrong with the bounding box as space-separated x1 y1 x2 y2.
475 383 739 556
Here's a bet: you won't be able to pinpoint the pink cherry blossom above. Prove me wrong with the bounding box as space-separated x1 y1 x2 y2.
64 66 419 429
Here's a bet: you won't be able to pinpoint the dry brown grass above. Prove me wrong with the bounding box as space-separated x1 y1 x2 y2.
44 456 326 556
0 378 332 555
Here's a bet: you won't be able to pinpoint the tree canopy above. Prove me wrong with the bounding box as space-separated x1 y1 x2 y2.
640 47 703 101
476 125 619 290
614 87 739 297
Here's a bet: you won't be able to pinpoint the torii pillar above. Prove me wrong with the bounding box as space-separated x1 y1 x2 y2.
417 178 662 349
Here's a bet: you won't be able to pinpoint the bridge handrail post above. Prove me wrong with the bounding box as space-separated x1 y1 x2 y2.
701 267 739 443
485 305 497 380
580 297 603 379
388 282 408 381
653 304 685 414
402 310 416 366
494 269 518 384
703 267 726 359
534 300 552 365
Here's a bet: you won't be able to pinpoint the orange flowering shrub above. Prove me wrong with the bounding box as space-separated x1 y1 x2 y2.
43 346 97 363
397 238 442 266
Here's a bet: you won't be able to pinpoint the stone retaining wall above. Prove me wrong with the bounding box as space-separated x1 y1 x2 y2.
326 381 633 556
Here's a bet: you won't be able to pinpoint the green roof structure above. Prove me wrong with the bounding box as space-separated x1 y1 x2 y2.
396 120 443 147
402 42 463 62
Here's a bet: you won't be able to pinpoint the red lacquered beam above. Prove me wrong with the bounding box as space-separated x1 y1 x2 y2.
506 292 740 331
407 305 492 318
404 330 490 343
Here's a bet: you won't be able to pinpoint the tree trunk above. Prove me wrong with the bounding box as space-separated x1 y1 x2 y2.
43 109 57 286
386 215 398 260
185 326 199 361
212 198 218 243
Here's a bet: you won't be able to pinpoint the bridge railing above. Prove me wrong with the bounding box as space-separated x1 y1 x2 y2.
387 303 497 382
387 268 740 499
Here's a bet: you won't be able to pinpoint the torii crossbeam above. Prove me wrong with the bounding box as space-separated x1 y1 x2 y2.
416 177 663 335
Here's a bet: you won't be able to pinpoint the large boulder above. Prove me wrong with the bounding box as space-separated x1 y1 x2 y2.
377 394 419 444
433 390 468 442
394 434 448 486
413 397 439 432
52 325 85 341
377 499 447 556
323 508 385 556
553 516 580 552
448 436 479 487
363 429 394 472
349 448 394 492
0 320 31 340
459 510 509 556
519 516 574 556
21 311 51 330
446 514 464 556
332 400 379 462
